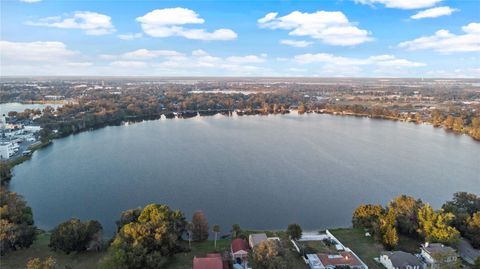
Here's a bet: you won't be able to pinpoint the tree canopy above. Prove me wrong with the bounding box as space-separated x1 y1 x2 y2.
26 257 56 269
287 224 302 240
251 239 287 269
417 204 460 245
352 204 384 232
105 204 186 269
191 211 209 241
0 187 36 255
49 218 102 254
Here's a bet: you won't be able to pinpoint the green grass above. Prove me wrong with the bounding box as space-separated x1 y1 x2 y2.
330 228 385 269
1 233 107 269
329 228 423 269
301 240 337 254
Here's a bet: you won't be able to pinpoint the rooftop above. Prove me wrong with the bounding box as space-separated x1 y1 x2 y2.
249 233 268 247
381 251 423 268
231 238 249 253
317 251 362 267
422 243 456 255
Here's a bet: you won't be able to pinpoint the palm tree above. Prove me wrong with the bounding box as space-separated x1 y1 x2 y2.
186 222 193 250
232 224 241 238
213 224 220 249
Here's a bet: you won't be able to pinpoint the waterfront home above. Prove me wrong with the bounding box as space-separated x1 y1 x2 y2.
192 253 223 269
249 233 268 249
420 243 458 269
231 238 249 266
307 251 367 269
379 251 423 269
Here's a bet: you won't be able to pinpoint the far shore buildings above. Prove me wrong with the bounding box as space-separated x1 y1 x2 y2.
379 251 423 269
420 243 458 269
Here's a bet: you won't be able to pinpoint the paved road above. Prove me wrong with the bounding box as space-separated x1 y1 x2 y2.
459 238 480 265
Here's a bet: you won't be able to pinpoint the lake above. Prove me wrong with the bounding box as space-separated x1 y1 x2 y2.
10 113 480 237
0 102 62 116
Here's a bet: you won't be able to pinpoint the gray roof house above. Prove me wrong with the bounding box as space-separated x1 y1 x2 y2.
248 233 268 249
420 243 458 269
379 251 423 269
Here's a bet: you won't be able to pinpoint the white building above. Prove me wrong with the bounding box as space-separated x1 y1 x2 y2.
0 142 14 159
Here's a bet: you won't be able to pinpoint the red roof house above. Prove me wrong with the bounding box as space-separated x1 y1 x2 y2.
231 238 250 260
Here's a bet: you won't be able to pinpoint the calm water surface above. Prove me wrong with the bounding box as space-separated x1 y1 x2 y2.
10 114 480 236
0 103 62 115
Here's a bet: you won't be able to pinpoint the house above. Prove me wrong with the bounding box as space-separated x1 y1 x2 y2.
310 251 367 269
420 243 458 269
231 238 250 262
249 233 268 249
379 251 423 269
192 253 223 269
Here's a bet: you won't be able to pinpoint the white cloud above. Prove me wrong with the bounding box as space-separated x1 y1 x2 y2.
258 11 371 46
226 55 266 63
19 0 41 3
136 7 237 40
398 22 480 53
280 39 312 47
354 0 442 9
122 49 183 60
411 6 458 20
0 40 100 76
294 53 425 67
118 33 143 40
110 61 147 68
67 62 93 67
27 11 115 35
0 40 77 62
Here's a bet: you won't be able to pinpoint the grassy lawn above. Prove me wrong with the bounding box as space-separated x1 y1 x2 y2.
1 233 107 269
329 228 423 269
164 239 231 269
330 228 385 269
301 240 338 254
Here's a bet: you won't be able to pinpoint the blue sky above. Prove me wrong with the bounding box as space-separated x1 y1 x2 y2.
1 0 479 77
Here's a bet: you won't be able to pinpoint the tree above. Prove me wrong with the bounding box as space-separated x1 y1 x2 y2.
252 239 287 269
192 211 209 241
26 257 56 269
452 117 464 132
380 207 398 249
105 204 186 269
0 161 12 185
232 224 241 238
213 224 220 249
474 257 480 269
0 187 36 255
352 204 384 233
389 195 422 236
442 192 480 246
417 204 460 245
49 218 102 254
465 212 480 248
287 224 302 240
115 208 141 232
186 222 193 249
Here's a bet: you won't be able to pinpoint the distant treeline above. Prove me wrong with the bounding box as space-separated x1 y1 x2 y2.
6 91 479 141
